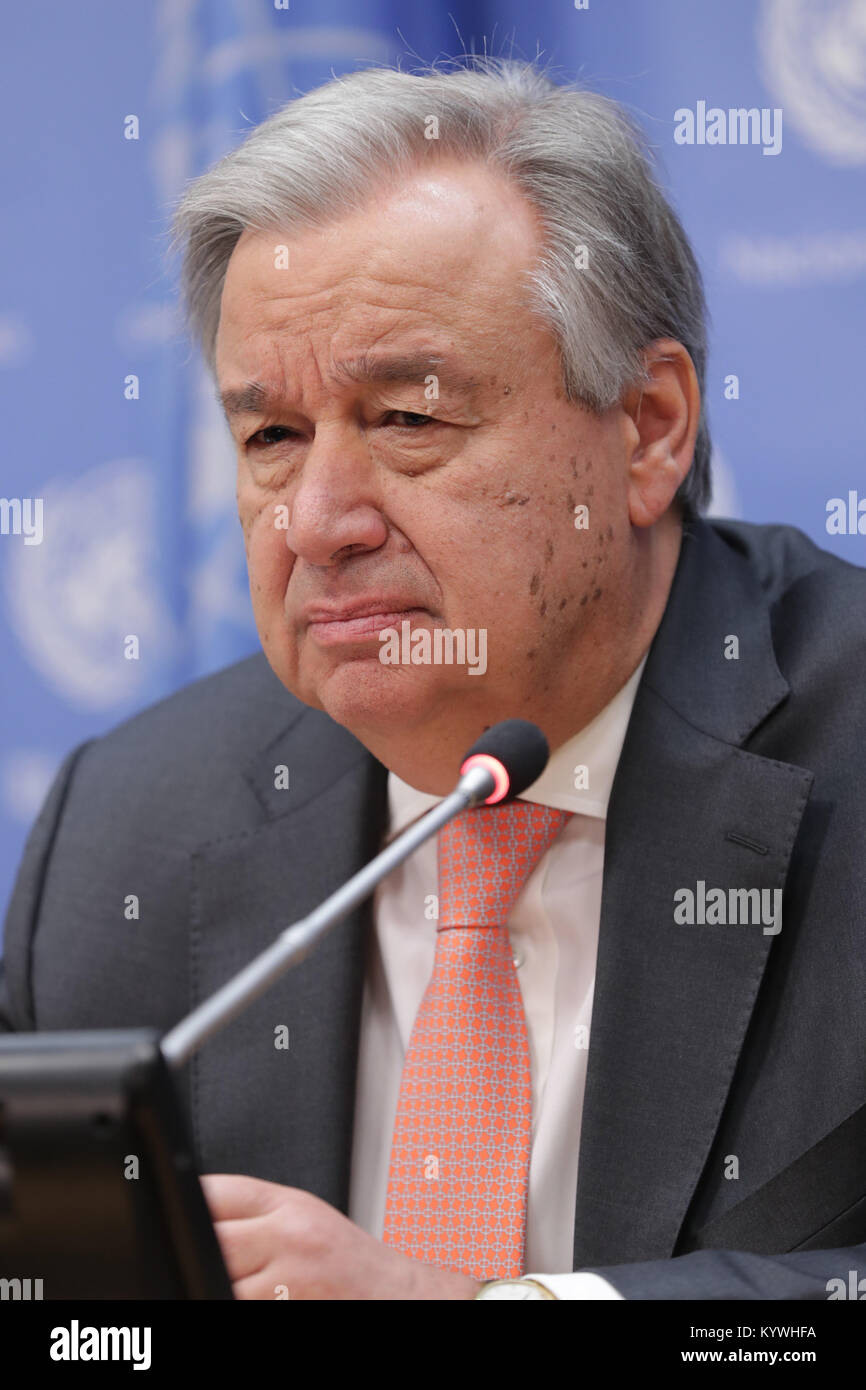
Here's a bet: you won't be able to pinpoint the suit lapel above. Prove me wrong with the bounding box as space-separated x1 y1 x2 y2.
187 707 387 1210
573 519 814 1266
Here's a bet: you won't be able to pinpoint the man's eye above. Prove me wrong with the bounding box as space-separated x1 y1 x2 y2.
385 410 436 429
246 426 296 448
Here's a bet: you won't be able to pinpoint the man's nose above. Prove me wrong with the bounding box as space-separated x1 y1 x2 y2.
283 425 388 565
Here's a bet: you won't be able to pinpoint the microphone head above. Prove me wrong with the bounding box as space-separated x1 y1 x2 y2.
460 719 550 804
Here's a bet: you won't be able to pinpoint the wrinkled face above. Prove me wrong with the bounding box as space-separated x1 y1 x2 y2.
215 159 633 749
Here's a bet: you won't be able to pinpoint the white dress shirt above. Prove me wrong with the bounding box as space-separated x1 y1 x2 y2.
348 656 647 1299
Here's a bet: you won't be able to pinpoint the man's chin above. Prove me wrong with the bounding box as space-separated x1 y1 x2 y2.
305 656 450 736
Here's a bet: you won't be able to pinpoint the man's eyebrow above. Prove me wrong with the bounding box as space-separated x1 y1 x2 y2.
331 351 481 394
219 382 272 419
218 353 482 420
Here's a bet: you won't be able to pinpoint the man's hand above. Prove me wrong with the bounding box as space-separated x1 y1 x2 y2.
201 1174 482 1301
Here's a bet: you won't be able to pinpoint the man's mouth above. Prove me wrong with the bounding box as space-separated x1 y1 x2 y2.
303 601 430 646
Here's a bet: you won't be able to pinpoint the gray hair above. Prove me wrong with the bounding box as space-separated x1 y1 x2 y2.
171 57 712 512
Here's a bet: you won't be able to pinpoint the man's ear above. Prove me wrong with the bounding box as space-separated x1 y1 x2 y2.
621 339 702 528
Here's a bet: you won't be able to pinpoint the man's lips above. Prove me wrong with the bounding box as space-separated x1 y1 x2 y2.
303 601 430 645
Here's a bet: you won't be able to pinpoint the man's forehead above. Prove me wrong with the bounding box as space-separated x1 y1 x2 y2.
216 164 544 414
224 162 541 306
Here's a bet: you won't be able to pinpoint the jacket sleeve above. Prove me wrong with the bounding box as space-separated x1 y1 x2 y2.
0 742 94 1033
586 1243 866 1299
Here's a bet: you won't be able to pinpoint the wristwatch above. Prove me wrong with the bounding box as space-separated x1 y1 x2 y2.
474 1277 558 1300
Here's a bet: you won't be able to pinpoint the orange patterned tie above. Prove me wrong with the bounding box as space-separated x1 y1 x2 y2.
382 800 571 1280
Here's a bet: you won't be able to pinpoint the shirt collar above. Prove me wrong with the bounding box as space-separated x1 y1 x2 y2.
385 653 648 837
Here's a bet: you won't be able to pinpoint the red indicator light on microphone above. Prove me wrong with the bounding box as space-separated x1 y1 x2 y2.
459 753 511 804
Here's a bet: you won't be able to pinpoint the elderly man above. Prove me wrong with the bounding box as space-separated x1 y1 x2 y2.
2 60 865 1301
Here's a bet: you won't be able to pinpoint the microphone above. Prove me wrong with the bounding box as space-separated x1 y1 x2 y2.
160 719 549 1068
459 718 550 804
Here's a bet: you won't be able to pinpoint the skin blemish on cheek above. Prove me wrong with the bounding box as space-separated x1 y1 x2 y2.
559 596 568 609
593 588 603 601
545 539 554 563
527 649 536 660
502 490 530 507
569 456 578 479
540 599 547 617
529 571 541 596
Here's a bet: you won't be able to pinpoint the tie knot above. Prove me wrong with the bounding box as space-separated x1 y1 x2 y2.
437 801 571 929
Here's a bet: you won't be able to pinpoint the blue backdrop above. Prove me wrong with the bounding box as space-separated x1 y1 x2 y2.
2 0 864 926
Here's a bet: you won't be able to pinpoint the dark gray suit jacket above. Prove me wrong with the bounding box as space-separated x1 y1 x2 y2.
2 516 866 1299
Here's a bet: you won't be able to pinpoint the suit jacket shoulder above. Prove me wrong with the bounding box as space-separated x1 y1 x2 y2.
0 652 378 1034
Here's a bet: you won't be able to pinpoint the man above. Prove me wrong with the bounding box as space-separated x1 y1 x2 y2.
2 59 865 1300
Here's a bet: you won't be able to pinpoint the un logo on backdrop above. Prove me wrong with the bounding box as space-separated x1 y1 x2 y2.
760 0 866 165
3 460 177 710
